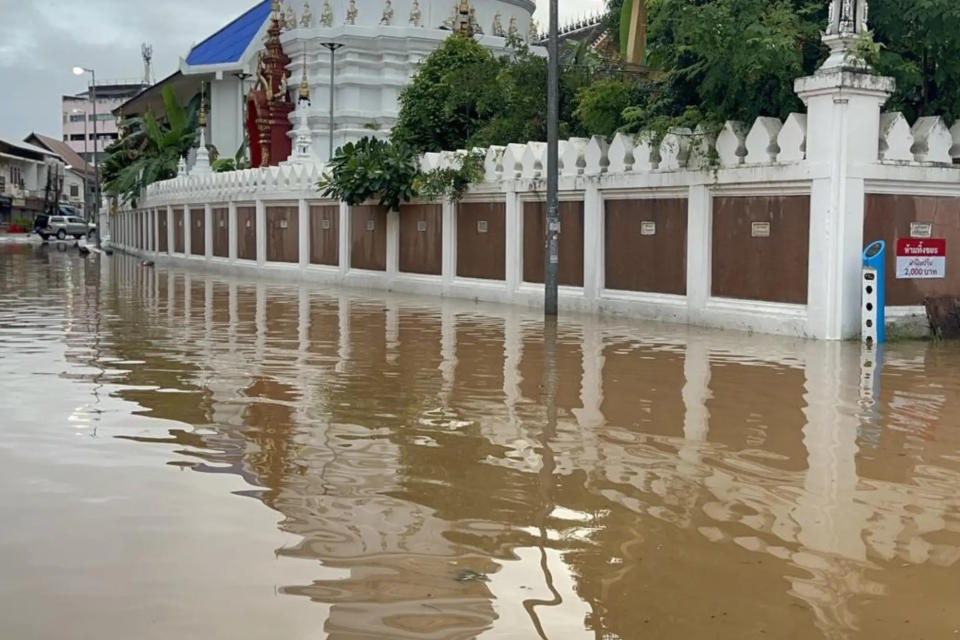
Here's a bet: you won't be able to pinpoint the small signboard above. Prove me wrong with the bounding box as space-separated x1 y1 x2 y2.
896 238 946 279
910 222 933 239
751 222 771 238
417 220 428 232
279 220 289 229
477 220 488 234
366 219 375 232
641 221 656 236
320 219 331 230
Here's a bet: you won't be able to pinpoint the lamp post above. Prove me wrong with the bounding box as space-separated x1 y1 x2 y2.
73 66 101 248
71 108 90 219
320 42 343 161
545 0 559 316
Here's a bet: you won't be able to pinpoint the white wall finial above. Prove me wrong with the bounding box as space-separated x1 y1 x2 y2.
821 0 872 70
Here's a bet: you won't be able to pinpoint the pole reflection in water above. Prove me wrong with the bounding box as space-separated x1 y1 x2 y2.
1 247 960 640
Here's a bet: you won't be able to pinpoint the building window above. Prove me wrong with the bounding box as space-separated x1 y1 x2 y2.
70 184 80 198
69 114 86 122
9 166 22 188
70 134 85 141
89 113 113 122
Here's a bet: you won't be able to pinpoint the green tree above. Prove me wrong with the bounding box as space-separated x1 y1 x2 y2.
391 35 501 153
102 86 201 205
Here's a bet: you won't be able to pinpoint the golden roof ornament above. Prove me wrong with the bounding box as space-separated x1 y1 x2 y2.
346 0 357 25
301 1 313 27
298 52 310 103
454 0 473 36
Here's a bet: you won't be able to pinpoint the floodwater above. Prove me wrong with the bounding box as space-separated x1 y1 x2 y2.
1 245 960 640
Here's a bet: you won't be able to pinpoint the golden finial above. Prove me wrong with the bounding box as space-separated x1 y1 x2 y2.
299 50 310 102
198 83 207 126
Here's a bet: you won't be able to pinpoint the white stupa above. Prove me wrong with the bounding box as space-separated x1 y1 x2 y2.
280 0 538 160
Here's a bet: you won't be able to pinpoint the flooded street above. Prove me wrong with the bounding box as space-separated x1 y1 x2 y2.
2 244 960 640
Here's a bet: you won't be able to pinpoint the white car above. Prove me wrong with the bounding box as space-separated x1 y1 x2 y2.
35 214 97 241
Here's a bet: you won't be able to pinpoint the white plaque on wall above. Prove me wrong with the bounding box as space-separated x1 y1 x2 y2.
641 221 656 236
477 220 489 233
910 222 933 238
752 222 771 238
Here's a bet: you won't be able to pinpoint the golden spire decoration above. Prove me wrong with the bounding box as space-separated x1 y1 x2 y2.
299 50 310 102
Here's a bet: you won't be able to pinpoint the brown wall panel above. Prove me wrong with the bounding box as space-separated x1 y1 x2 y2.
605 198 688 294
190 208 205 257
712 195 810 304
457 201 506 280
267 206 299 263
310 204 339 266
237 206 257 261
173 208 185 254
864 194 960 306
399 203 442 275
212 208 229 258
158 212 168 253
350 205 387 271
523 200 585 286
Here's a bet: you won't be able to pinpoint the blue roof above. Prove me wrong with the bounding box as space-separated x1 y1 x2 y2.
185 0 271 67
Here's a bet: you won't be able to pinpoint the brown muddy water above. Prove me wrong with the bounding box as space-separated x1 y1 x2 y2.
1 243 960 640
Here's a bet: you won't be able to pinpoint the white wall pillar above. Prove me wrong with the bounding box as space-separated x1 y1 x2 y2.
298 198 310 268
505 188 521 299
228 201 237 262
386 208 400 283
204 204 213 261
583 181 603 303
796 69 894 339
686 185 712 322
184 206 193 258
339 201 350 275
166 206 174 256
441 200 456 293
255 199 266 267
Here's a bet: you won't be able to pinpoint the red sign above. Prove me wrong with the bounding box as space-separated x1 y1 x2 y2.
896 238 946 279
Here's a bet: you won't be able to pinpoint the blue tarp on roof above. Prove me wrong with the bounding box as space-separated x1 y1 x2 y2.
185 0 271 67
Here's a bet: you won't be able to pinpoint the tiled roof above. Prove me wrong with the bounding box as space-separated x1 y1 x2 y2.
185 0 272 67
24 134 94 175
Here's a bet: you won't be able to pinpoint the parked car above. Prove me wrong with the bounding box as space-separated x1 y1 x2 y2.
34 213 97 241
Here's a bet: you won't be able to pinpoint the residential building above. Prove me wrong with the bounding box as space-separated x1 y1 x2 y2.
24 133 96 218
62 81 145 164
0 138 66 224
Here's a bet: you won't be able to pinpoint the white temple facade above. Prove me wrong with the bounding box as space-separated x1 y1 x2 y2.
278 0 538 160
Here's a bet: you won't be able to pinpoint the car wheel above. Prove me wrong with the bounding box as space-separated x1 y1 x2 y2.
56 229 66 240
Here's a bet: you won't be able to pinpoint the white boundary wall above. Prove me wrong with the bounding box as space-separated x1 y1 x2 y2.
119 65 960 340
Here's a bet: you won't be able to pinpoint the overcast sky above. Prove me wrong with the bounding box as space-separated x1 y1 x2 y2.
0 0 605 142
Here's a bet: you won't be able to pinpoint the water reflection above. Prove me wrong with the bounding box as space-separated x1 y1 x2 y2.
2 245 960 639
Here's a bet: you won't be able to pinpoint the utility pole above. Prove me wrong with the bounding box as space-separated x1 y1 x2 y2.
544 0 560 316
321 43 344 161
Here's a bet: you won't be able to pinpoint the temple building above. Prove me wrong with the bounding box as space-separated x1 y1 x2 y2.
117 0 536 167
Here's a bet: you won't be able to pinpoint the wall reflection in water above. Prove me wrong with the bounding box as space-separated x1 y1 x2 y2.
73 254 960 638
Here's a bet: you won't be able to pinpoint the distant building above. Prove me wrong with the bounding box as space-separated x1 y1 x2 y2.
24 133 96 218
62 81 145 164
0 138 66 224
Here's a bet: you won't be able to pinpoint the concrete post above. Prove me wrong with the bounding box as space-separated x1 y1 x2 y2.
582 180 603 302
796 70 894 339
441 199 456 294
298 198 310 268
228 201 237 263
166 205 174 256
255 199 266 267
339 201 350 276
505 188 521 300
184 206 192 258
686 185 712 323
386 208 400 284
204 204 213 261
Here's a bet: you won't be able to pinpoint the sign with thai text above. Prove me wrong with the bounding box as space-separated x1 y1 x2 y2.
910 222 933 239
896 238 946 279
641 221 656 236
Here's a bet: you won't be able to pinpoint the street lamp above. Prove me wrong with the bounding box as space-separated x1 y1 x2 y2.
320 42 344 161
71 108 90 219
545 0 559 316
73 66 101 248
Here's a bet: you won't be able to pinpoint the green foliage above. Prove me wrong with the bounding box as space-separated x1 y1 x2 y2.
212 139 249 173
392 35 500 153
318 137 420 211
574 78 635 137
414 151 486 202
870 0 960 122
102 86 200 206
